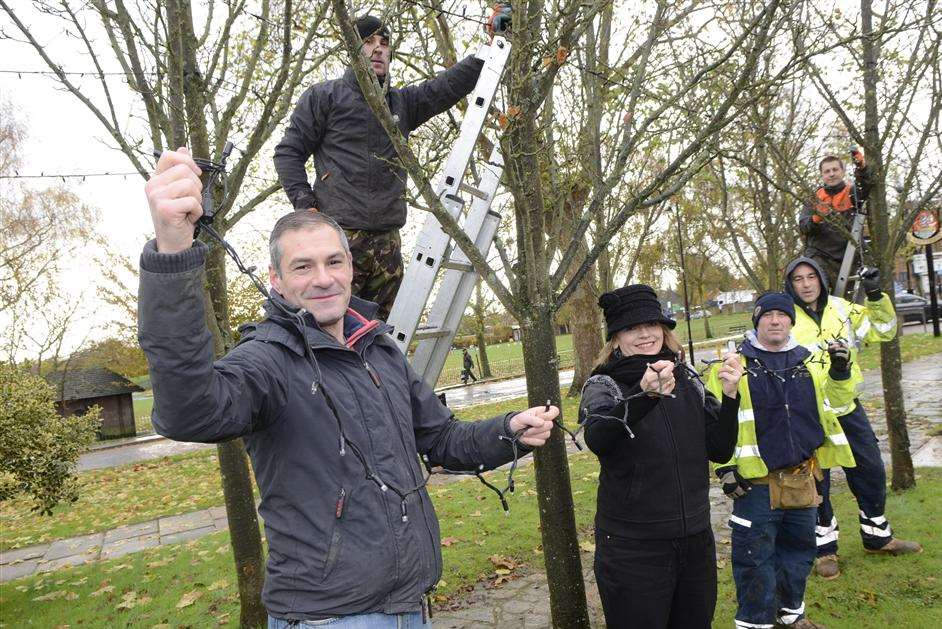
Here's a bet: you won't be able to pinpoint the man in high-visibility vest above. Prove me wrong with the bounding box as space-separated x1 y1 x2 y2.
707 292 856 629
798 151 870 290
784 256 922 581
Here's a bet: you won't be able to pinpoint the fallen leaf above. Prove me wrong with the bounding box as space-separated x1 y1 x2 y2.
207 580 229 591
176 589 203 609
116 590 138 610
579 541 596 553
146 558 173 568
440 537 460 547
89 585 115 598
32 590 68 601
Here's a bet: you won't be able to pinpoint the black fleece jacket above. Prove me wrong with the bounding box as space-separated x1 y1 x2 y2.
579 355 738 539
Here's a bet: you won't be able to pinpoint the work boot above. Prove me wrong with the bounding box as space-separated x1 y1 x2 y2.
775 619 828 629
865 538 923 556
814 554 840 580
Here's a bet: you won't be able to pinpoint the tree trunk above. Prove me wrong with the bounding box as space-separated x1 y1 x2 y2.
565 271 602 397
521 310 590 628
472 281 492 378
860 0 914 489
167 1 267 622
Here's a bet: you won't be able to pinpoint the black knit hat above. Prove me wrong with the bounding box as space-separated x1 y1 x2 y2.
355 15 390 41
598 284 676 340
752 291 796 328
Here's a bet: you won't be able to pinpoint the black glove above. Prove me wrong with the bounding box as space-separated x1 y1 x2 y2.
486 2 512 36
827 341 852 376
860 266 882 300
716 466 751 499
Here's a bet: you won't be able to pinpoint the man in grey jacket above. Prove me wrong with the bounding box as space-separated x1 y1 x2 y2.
141 148 554 627
274 13 507 319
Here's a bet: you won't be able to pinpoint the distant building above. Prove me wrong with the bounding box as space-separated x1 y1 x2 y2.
45 367 144 439
715 290 757 314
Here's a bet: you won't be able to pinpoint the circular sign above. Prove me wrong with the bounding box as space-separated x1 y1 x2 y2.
907 208 942 245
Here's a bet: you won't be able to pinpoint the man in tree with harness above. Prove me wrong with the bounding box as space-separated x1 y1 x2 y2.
798 150 871 293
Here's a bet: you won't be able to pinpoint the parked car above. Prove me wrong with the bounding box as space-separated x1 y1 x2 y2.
894 292 932 323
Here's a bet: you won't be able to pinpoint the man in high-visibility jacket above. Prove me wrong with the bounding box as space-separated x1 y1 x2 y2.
798 152 870 290
707 292 856 629
784 256 922 581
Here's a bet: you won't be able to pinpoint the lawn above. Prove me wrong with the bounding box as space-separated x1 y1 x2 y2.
0 450 248 552
2 465 939 627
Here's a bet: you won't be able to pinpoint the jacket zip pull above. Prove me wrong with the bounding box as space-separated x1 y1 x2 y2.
335 488 346 519
363 358 382 387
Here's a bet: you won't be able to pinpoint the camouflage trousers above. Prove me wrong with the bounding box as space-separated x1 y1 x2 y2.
345 228 404 321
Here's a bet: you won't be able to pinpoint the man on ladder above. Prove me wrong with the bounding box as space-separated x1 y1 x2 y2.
798 150 871 297
274 6 512 320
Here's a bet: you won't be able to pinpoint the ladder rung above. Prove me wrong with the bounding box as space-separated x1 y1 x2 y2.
413 326 451 340
441 260 474 273
458 183 489 201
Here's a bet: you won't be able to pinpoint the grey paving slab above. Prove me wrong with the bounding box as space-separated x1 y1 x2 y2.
0 544 49 565
101 533 160 560
35 552 98 574
158 509 214 536
42 532 103 561
160 525 216 546
0 559 39 581
209 505 228 520
213 517 229 531
103 520 158 544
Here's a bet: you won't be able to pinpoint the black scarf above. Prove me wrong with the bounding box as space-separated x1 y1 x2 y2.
592 346 678 387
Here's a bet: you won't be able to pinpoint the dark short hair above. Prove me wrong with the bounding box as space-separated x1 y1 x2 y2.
269 211 350 276
819 155 845 172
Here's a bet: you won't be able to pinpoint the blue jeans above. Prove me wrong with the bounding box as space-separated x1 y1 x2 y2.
815 402 892 555
729 485 817 628
268 612 430 628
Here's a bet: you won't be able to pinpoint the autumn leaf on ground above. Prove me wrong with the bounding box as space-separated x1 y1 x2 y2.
579 540 595 553
116 590 138 610
89 584 115 598
488 554 517 571
440 537 460 547
147 557 173 568
176 589 203 608
32 590 68 601
207 579 229 591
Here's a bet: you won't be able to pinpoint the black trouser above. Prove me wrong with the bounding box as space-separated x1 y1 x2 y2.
594 527 717 629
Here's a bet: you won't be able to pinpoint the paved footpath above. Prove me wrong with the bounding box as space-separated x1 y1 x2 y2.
4 353 940 620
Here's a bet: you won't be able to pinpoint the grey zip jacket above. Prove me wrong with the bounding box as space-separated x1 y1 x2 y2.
137 240 522 620
273 57 484 230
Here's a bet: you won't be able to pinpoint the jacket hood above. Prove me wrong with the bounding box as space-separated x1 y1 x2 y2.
784 255 830 312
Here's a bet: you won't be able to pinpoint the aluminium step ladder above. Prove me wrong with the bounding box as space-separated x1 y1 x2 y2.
386 36 510 387
832 199 867 300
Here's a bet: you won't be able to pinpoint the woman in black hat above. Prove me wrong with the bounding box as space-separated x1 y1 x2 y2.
579 284 743 628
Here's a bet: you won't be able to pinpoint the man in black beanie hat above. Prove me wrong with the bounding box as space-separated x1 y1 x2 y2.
274 7 511 320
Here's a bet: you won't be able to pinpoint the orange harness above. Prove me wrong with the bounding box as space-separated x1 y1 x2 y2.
812 185 854 223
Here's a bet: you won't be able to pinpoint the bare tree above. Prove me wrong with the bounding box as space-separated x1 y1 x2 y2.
329 0 808 624
1 0 334 622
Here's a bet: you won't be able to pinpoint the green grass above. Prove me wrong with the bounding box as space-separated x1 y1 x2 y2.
132 393 154 435
0 449 248 552
3 465 939 627
714 468 942 628
856 332 942 372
